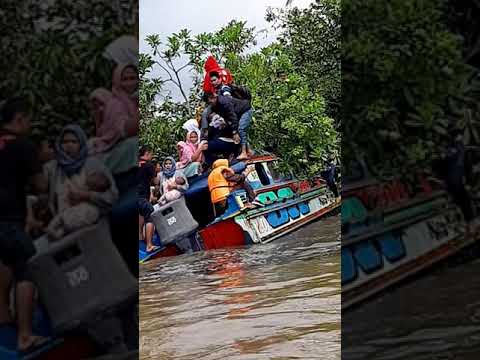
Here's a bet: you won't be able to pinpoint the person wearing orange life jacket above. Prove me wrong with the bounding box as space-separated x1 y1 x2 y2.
208 159 256 217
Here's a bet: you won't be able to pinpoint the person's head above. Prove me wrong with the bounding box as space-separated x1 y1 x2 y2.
163 158 174 171
61 131 82 159
206 92 218 106
209 71 222 88
212 159 229 169
155 161 162 173
89 88 112 115
86 171 111 192
120 65 138 95
55 124 89 176
139 145 153 161
175 176 186 186
162 156 177 178
37 138 54 164
187 130 199 145
0 97 32 135
113 63 139 96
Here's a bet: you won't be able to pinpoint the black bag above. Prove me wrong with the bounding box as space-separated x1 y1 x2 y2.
230 84 252 101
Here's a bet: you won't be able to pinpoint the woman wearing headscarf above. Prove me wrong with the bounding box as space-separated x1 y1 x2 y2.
89 87 113 134
182 118 200 134
177 130 207 178
157 157 189 199
89 63 138 155
88 64 139 182
44 125 118 220
111 63 139 137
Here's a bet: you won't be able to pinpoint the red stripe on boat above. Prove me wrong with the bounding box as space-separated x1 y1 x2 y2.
200 219 246 250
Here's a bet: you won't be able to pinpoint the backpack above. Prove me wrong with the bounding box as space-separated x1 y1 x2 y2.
230 84 252 101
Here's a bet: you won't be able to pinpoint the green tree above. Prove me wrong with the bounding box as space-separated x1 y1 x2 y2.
267 0 341 121
140 18 339 177
0 1 135 139
342 0 470 179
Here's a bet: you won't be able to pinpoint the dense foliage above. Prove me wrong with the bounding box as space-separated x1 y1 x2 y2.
342 0 480 180
0 1 136 140
140 2 340 177
267 0 341 120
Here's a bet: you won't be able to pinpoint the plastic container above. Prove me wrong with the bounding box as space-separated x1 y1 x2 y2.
151 197 198 245
27 221 137 333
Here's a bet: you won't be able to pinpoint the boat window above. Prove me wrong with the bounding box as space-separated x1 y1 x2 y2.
267 161 288 182
255 163 271 186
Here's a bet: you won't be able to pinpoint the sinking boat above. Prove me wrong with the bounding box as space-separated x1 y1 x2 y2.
139 154 340 263
341 168 479 309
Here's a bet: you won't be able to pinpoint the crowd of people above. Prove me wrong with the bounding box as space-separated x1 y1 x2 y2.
0 55 139 352
138 56 257 252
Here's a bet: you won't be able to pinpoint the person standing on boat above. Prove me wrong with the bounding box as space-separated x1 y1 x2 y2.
321 157 340 199
208 159 255 217
435 131 475 230
200 56 233 140
0 97 50 352
205 92 253 161
138 146 158 252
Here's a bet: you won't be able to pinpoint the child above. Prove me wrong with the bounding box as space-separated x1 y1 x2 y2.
46 171 111 240
158 176 186 205
26 195 53 238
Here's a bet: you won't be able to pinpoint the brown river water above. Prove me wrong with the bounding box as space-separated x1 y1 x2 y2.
343 249 480 359
140 216 340 360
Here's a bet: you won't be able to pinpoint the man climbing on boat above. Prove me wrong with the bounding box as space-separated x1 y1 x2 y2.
205 91 253 161
200 56 253 161
200 56 234 141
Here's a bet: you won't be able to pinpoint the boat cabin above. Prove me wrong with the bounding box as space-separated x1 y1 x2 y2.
184 154 325 227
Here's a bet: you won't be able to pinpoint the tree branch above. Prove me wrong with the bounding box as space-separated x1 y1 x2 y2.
177 62 191 73
155 61 175 81
165 58 190 104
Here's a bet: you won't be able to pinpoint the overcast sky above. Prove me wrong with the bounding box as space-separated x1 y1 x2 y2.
139 0 312 100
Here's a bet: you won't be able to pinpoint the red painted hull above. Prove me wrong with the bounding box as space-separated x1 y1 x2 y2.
199 219 247 250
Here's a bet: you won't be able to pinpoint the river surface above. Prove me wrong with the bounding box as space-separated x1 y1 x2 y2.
140 216 340 360
343 251 480 359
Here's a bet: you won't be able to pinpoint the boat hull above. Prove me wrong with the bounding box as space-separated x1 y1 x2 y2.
139 155 340 262
341 177 476 309
140 185 340 261
200 186 340 249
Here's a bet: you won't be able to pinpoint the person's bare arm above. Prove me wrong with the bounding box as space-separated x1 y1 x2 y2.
243 166 254 176
192 141 208 161
223 168 246 184
222 168 236 177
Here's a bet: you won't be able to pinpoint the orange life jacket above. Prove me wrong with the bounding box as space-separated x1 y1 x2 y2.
208 159 232 204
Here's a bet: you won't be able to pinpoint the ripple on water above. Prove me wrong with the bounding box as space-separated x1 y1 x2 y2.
342 253 480 359
140 216 341 360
